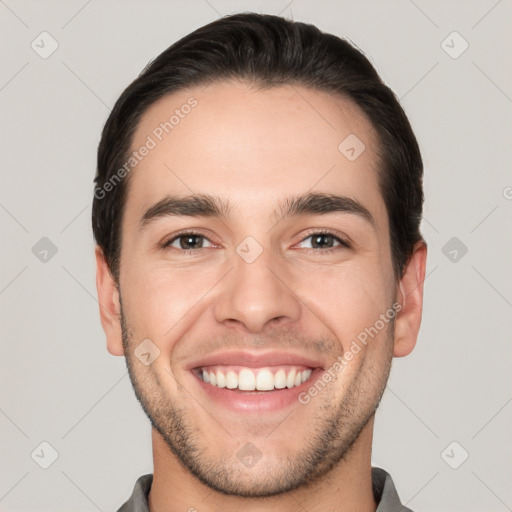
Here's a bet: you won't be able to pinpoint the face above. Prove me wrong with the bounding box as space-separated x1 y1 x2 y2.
113 81 402 497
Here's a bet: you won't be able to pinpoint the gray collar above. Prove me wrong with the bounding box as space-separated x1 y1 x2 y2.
116 467 413 512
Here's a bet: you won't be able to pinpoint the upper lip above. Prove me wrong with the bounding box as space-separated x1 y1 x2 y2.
186 350 325 371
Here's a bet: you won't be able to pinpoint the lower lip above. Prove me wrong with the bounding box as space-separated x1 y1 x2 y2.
190 368 324 413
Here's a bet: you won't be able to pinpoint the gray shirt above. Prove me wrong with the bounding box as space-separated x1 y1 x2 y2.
116 467 414 511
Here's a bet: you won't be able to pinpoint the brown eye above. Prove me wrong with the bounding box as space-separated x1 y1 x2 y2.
163 233 213 250
297 232 349 251
310 233 336 249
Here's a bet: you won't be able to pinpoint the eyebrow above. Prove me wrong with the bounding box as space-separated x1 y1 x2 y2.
139 192 375 231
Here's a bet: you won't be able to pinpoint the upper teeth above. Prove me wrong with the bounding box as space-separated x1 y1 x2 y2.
200 366 313 391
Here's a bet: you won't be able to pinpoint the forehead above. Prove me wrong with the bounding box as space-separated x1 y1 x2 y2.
124 81 387 234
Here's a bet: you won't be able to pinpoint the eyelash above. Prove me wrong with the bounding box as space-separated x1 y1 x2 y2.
160 229 351 254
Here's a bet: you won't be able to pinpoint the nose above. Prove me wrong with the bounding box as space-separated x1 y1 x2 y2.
213 244 302 333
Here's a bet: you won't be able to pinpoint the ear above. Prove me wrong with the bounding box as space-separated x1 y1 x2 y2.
95 245 124 356
393 240 428 357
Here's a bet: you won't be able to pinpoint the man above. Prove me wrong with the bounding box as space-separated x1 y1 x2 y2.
93 12 427 512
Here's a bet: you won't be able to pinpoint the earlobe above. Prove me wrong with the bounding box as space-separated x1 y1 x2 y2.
393 241 428 358
95 246 124 356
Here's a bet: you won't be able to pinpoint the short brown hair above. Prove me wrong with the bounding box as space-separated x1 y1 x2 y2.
92 12 424 282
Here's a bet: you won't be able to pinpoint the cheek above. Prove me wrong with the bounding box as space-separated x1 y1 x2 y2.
291 262 392 349
120 243 393 356
120 262 224 341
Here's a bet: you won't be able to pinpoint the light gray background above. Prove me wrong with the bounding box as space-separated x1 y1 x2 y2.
1 1 511 511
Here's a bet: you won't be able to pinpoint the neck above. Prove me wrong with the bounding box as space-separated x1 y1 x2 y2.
148 417 377 512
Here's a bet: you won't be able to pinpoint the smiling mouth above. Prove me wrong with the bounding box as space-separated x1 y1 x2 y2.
193 365 315 392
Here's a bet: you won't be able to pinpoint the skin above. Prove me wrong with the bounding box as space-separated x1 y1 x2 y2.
95 81 427 511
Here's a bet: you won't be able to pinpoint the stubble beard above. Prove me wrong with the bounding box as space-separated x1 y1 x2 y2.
119 300 395 498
